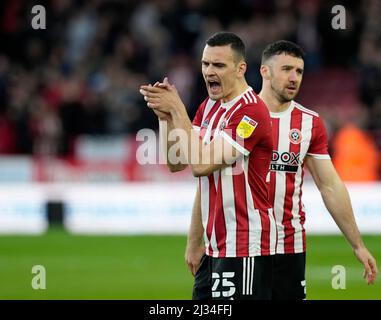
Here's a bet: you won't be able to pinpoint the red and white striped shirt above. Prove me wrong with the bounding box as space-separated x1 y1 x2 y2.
269 100 330 254
192 87 277 258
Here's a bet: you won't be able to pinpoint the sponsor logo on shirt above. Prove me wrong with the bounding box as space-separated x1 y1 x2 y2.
236 116 257 139
270 151 301 173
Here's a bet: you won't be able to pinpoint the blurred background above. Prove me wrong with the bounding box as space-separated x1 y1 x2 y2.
0 0 380 299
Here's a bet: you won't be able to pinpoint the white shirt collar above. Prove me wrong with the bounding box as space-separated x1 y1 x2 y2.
220 86 252 109
269 100 295 118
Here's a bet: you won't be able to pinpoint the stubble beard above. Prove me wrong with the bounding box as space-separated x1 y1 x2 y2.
271 81 297 104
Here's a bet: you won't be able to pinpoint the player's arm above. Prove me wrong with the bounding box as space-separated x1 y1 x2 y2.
170 107 242 176
305 156 378 284
185 185 205 276
158 118 188 172
140 80 243 176
145 82 188 173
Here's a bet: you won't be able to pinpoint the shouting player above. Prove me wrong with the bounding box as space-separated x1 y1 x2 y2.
140 32 276 299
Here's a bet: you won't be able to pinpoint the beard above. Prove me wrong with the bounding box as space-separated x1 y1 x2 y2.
270 81 298 103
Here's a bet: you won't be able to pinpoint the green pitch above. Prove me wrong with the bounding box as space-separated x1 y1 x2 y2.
0 229 380 299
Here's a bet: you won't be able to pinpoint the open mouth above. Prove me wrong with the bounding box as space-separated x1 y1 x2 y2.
208 80 221 94
286 86 297 92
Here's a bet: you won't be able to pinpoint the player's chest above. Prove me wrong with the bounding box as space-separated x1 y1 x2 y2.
270 116 312 171
199 107 229 143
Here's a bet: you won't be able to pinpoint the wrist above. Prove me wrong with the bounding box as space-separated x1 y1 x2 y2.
187 237 203 247
170 103 186 119
352 241 365 251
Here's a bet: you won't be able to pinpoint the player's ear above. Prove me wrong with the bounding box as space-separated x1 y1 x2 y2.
237 61 247 78
260 64 271 80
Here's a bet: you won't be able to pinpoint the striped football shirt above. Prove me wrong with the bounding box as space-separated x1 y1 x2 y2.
192 87 277 258
269 100 330 254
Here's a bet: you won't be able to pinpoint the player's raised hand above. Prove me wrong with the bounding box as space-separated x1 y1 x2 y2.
152 82 171 120
140 77 184 114
156 77 172 90
139 83 170 120
354 246 378 284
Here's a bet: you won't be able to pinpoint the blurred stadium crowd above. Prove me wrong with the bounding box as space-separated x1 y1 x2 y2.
0 0 380 180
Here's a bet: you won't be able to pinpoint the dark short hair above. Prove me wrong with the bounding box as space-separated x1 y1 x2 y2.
261 40 305 64
206 31 246 61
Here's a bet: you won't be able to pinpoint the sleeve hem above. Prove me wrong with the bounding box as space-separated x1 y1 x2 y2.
307 153 331 160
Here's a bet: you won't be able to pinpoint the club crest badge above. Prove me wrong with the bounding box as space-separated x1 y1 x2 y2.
289 128 302 144
201 119 209 128
236 116 258 139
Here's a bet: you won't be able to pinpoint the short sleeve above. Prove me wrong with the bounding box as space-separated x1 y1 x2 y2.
307 116 331 159
192 98 209 131
219 104 271 156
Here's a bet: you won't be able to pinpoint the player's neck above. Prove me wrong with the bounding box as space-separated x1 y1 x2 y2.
222 80 249 103
258 89 292 113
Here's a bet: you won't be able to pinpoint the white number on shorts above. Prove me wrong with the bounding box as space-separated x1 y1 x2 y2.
212 272 236 298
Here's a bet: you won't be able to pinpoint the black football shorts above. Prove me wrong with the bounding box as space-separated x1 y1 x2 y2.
193 254 273 300
272 252 306 300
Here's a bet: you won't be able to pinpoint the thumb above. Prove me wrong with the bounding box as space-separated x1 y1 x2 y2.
164 77 175 89
157 77 172 89
192 264 196 276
